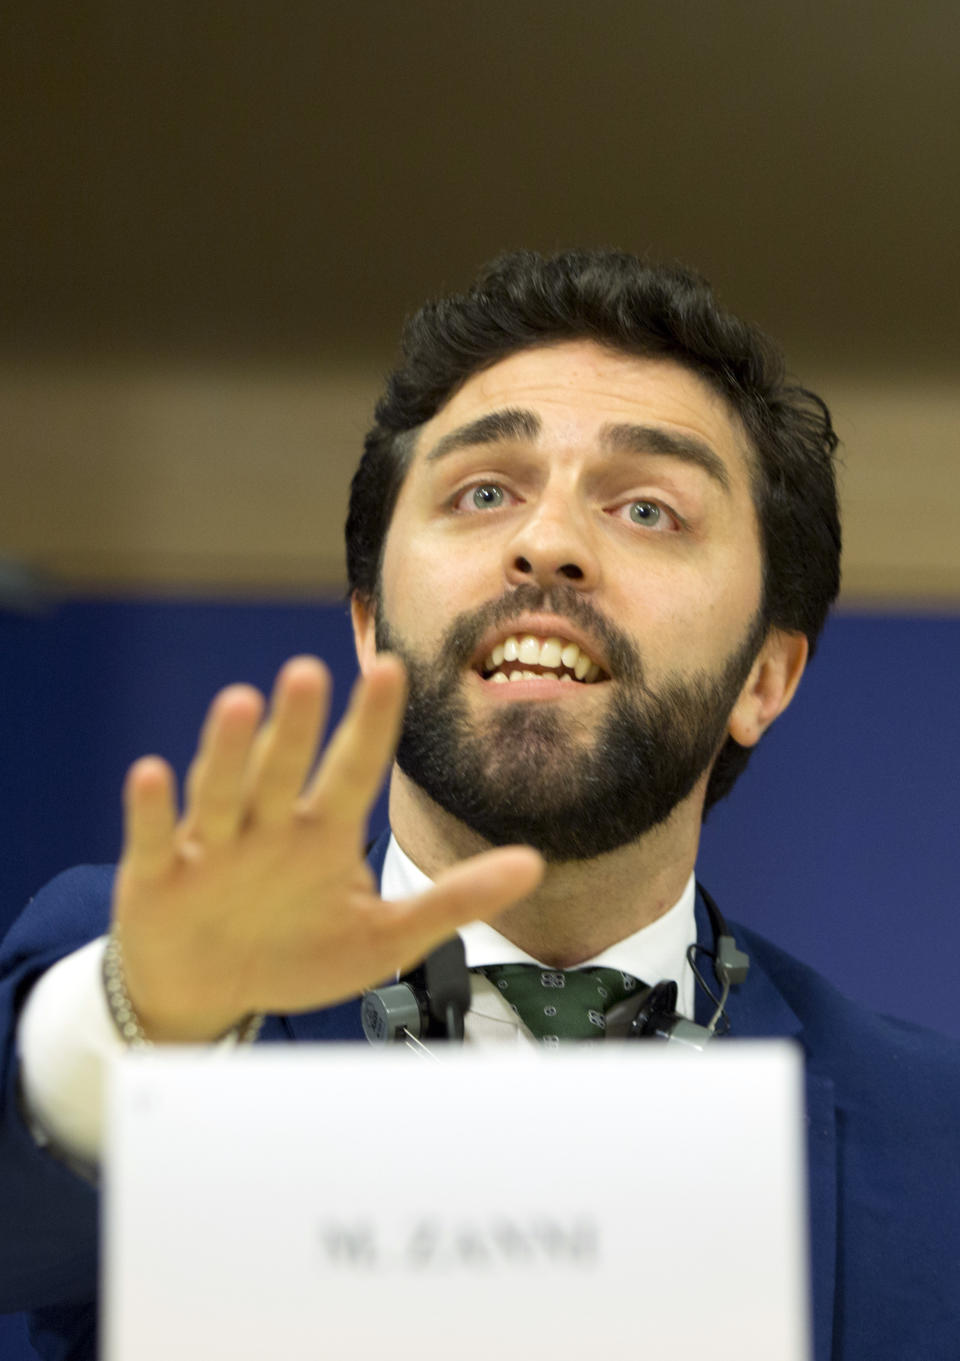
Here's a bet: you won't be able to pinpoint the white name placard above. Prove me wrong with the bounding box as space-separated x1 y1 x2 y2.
104 1043 810 1361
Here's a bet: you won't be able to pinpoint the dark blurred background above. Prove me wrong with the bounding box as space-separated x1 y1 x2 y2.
2 3 958 1349
4 1 959 369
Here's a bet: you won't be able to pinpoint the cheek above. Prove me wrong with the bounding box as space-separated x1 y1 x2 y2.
381 515 502 626
685 560 765 670
608 554 762 679
379 527 466 647
379 541 421 635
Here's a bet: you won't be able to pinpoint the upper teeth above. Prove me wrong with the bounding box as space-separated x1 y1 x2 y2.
481 634 602 684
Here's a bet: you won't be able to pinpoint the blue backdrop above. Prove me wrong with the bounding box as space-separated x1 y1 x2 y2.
2 597 958 1037
1 597 959 1353
1 596 958 1028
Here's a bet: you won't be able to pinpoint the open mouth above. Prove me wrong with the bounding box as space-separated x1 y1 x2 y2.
477 633 608 685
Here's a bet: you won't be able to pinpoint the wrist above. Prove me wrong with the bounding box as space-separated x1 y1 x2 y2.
102 927 264 1046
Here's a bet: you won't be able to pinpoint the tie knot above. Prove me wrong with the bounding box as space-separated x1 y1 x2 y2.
473 963 644 1041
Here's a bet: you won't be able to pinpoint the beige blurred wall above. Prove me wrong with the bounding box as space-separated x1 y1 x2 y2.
2 359 957 603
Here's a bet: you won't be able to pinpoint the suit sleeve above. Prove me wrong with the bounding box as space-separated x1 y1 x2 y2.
0 865 115 1312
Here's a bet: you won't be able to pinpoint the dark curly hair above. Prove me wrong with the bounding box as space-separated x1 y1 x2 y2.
345 248 841 811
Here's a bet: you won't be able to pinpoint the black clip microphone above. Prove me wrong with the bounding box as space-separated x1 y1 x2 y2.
604 980 717 1049
361 936 470 1044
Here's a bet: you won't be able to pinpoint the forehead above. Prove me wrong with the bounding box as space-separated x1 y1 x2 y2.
413 339 755 484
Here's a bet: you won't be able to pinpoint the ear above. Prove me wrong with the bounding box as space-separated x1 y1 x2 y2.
727 629 809 749
350 593 379 676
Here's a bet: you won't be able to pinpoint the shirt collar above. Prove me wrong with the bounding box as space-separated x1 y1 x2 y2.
381 834 697 1018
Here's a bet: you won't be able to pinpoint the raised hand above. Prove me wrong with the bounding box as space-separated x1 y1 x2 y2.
112 654 544 1042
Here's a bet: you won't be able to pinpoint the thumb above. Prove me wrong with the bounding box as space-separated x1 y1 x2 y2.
384 845 545 968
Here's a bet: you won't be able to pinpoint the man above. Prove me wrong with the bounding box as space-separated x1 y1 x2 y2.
1 249 958 1360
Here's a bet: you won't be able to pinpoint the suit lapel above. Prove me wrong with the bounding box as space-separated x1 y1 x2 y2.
694 894 837 1361
803 1068 838 1361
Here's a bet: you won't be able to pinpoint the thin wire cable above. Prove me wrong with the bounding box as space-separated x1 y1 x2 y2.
402 1028 443 1061
686 944 731 1036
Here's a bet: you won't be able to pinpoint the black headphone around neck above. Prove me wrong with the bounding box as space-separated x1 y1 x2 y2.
361 883 749 1051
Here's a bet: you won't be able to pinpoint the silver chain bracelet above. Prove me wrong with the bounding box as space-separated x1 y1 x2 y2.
102 928 264 1048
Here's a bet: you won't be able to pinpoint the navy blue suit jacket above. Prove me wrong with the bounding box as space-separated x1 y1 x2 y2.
2 836 959 1360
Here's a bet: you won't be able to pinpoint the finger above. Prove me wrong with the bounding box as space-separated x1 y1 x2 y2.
382 845 546 969
182 684 264 844
121 756 178 882
302 654 407 827
245 657 331 825
186 682 262 791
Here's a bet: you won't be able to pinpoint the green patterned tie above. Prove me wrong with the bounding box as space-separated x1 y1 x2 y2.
473 964 644 1041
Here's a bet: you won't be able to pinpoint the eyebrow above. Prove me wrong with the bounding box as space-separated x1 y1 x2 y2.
424 405 732 496
600 422 732 495
425 408 542 462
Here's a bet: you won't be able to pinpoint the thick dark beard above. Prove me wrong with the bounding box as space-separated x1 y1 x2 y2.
376 584 764 863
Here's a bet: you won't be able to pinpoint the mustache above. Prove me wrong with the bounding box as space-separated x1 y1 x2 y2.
441 584 644 684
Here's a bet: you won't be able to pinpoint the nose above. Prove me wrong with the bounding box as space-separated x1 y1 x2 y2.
503 492 600 591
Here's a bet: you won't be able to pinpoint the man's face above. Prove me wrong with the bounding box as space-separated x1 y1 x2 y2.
361 340 770 861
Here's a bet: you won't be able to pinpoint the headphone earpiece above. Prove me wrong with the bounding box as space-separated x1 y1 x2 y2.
715 934 750 987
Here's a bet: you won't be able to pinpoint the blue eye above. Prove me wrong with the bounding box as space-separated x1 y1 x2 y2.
471 484 505 509
628 501 662 526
